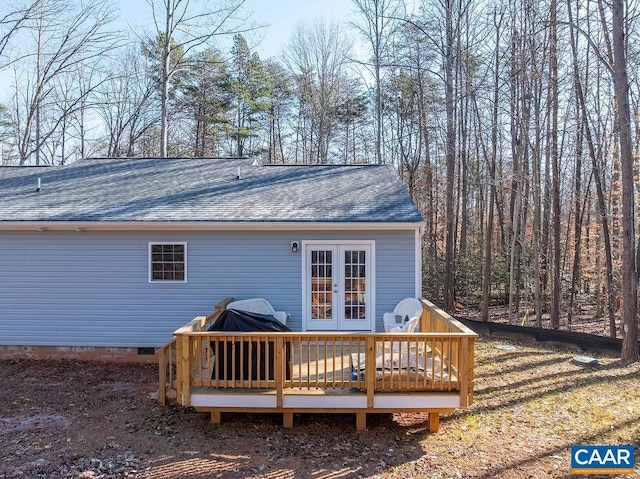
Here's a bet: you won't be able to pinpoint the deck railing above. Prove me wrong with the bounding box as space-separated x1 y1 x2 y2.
161 298 477 410
158 337 176 406
158 298 233 406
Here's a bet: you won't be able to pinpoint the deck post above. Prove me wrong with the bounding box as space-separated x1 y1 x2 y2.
180 335 191 406
210 410 221 424
459 337 469 407
283 412 294 429
428 412 440 432
275 336 284 409
419 300 430 332
158 345 166 406
365 336 376 408
467 337 475 405
356 412 367 431
174 335 183 405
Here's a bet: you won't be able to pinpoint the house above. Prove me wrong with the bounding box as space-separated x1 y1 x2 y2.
0 157 425 361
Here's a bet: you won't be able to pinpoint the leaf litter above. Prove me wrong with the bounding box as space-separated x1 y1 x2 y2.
0 339 638 478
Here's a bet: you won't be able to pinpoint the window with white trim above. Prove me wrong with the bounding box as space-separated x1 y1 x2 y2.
149 243 187 282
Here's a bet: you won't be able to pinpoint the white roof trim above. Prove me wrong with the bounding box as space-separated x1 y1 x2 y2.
0 221 425 232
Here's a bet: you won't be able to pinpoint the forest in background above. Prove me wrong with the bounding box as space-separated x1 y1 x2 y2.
0 0 638 359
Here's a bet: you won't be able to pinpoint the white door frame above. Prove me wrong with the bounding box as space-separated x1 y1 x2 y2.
301 240 376 332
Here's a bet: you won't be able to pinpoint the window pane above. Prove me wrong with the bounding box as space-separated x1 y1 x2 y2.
150 243 186 282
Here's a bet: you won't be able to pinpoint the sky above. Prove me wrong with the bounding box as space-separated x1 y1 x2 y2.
242 0 355 57
117 0 356 60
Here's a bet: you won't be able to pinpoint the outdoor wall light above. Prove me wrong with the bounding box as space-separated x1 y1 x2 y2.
291 241 299 253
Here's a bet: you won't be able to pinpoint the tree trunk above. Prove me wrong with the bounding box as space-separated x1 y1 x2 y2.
160 1 173 158
549 0 561 329
567 115 583 329
611 0 639 362
568 3 617 337
481 23 500 322
443 0 456 312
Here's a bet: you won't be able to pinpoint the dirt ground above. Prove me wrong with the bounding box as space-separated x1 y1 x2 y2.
1 338 639 479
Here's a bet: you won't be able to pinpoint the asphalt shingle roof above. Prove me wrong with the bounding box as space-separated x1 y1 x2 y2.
0 157 424 224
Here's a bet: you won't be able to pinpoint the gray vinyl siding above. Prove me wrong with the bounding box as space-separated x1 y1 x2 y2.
0 229 418 348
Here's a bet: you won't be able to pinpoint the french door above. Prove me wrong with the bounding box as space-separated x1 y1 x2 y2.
303 242 374 331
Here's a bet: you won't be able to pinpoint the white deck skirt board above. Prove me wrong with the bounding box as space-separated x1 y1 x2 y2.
373 394 460 409
190 391 460 410
190 393 277 408
283 395 367 409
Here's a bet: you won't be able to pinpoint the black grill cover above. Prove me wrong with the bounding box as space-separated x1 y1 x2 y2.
208 309 292 332
208 309 291 381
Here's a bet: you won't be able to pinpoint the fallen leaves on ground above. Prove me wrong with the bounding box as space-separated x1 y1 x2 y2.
0 338 638 478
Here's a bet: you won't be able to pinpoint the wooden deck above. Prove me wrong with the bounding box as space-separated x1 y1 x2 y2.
158 299 477 431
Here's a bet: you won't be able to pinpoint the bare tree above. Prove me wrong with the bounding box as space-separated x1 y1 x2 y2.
351 0 401 165
263 59 294 164
413 0 464 312
610 0 639 362
385 21 439 197
0 0 42 63
146 0 247 158
549 0 561 329
11 0 118 165
441 0 457 313
481 5 505 322
96 47 157 158
285 18 354 164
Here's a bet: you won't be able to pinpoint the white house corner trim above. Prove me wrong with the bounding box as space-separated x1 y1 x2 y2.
300 245 308 332
415 226 423 299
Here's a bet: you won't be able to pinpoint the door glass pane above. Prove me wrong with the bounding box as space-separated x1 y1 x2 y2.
344 250 366 319
311 250 333 320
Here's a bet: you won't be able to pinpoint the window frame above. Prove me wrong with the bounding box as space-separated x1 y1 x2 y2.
148 242 188 283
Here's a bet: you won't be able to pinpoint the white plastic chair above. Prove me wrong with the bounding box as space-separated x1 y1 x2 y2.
378 316 420 359
386 315 421 353
388 315 420 334
383 298 423 332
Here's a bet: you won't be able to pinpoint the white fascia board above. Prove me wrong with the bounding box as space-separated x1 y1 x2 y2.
0 221 426 232
416 227 424 298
